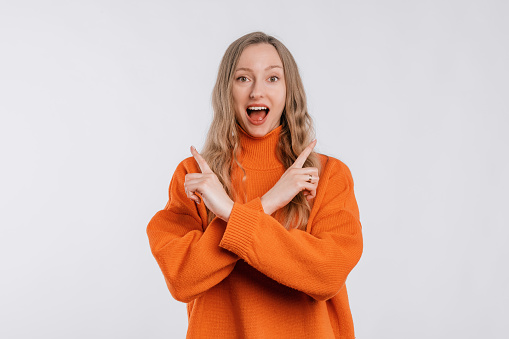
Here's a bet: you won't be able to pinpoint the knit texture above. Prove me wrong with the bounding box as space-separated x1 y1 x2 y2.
147 125 363 338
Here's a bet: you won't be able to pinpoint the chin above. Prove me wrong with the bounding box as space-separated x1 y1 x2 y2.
250 131 268 138
246 125 272 138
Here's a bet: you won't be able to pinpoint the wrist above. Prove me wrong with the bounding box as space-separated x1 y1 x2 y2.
222 200 234 222
260 195 275 215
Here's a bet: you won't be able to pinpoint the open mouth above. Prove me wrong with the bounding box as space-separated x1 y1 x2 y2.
246 106 269 124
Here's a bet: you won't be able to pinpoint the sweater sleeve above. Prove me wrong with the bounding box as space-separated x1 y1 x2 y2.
219 158 363 301
146 159 239 303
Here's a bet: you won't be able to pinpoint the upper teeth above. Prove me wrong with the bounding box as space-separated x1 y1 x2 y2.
248 107 268 110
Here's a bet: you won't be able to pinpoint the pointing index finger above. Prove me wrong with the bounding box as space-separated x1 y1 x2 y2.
190 146 212 173
292 139 317 168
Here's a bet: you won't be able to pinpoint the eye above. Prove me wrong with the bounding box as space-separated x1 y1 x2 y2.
268 76 279 82
237 76 249 82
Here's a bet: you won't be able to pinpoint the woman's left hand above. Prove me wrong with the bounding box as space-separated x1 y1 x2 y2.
184 146 234 222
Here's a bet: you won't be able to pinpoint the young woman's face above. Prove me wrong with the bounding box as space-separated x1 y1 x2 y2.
232 43 286 138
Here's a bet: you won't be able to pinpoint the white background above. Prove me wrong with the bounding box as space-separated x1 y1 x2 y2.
1 1 508 338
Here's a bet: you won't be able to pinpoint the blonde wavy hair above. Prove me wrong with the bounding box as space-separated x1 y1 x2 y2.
202 32 321 230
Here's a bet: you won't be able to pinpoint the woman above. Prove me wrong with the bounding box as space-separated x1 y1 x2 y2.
147 32 363 338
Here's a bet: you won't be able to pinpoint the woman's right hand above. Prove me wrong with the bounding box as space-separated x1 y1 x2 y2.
261 140 319 216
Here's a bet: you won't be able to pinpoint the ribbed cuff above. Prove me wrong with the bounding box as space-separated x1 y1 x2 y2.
219 199 262 259
243 197 265 212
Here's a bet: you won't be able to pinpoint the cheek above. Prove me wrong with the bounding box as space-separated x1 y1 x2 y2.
232 88 246 106
231 89 242 115
276 82 286 101
276 87 286 108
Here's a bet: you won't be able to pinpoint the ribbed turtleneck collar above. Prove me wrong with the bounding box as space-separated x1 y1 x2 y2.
237 124 284 170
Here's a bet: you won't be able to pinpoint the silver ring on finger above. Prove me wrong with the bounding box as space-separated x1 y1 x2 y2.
307 174 313 183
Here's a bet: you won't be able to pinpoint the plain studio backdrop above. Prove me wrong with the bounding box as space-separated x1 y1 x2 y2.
1 0 508 338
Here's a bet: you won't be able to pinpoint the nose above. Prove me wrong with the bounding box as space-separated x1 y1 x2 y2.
249 79 264 99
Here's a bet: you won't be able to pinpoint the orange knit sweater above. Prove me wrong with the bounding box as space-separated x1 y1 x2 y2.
147 125 363 338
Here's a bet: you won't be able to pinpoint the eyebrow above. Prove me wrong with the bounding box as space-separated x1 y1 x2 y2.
235 65 283 72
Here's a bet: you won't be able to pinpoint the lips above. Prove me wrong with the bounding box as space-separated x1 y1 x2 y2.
246 105 269 125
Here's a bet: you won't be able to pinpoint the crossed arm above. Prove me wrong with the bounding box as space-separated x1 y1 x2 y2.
147 144 362 302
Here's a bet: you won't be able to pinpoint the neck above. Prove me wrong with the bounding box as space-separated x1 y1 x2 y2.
237 124 283 169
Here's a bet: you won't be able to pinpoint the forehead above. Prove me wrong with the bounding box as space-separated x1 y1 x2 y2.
236 43 283 70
